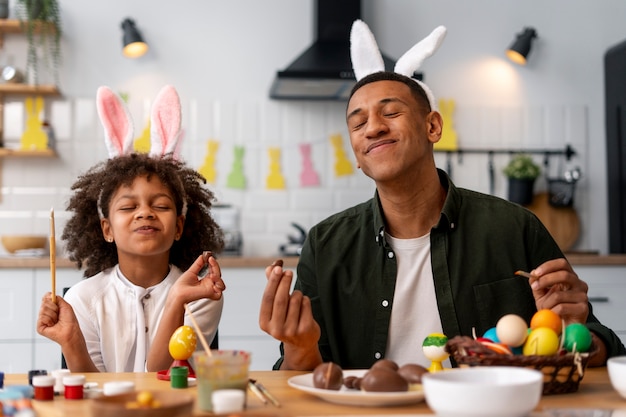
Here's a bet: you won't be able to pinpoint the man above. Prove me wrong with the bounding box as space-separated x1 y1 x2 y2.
259 22 625 371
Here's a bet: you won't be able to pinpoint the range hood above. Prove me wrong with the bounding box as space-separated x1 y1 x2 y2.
270 0 406 101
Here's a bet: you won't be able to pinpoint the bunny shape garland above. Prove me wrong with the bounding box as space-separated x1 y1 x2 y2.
350 20 447 111
96 85 183 159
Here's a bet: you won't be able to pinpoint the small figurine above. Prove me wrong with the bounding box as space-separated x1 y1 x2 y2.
423 333 450 372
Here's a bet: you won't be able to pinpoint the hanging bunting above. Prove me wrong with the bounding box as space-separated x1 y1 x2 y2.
330 133 354 177
134 119 151 153
266 147 286 189
198 139 219 184
226 145 246 189
20 96 48 151
434 98 458 151
299 143 320 186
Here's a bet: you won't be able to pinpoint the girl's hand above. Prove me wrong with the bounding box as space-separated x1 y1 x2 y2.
36 293 82 345
172 252 226 304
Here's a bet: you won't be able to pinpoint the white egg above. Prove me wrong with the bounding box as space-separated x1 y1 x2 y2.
495 314 528 347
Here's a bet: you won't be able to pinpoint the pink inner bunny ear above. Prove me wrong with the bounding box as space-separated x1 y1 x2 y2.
96 86 134 158
150 85 182 158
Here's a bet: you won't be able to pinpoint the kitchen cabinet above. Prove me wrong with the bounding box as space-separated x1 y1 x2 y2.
0 264 281 373
576 265 626 346
0 260 623 373
0 267 82 373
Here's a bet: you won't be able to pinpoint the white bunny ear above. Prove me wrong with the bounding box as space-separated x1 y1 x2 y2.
394 26 447 111
149 85 182 158
96 86 134 158
394 26 447 78
350 19 385 81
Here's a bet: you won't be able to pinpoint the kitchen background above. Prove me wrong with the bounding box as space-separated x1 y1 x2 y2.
1 0 625 257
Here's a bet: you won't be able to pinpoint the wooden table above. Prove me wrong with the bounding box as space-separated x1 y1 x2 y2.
5 368 626 416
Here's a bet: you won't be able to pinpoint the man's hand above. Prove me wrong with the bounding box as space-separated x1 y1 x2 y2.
259 261 322 370
528 258 607 366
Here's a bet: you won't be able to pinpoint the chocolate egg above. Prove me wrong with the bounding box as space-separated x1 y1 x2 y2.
360 367 408 392
370 358 399 371
312 362 343 390
343 375 360 389
397 363 429 384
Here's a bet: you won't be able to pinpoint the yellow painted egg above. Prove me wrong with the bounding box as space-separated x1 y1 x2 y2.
523 327 559 356
495 314 528 347
168 325 197 360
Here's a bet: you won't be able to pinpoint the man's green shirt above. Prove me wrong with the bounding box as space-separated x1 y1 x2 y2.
274 170 625 369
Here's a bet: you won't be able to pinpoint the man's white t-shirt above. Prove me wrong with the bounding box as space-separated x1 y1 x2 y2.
385 233 449 368
64 265 222 372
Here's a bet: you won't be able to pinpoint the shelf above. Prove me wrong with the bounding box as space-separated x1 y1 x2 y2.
0 148 56 158
0 83 60 95
0 19 58 47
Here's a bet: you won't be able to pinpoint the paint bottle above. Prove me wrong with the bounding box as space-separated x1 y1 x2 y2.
32 375 55 401
170 366 188 389
63 375 86 400
51 369 71 395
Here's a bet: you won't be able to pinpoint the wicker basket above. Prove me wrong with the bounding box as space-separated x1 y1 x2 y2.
445 336 595 395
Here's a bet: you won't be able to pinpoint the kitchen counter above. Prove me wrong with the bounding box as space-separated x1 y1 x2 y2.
0 256 300 269
1 253 626 268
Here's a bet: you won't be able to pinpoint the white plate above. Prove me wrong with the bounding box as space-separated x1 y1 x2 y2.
287 369 424 407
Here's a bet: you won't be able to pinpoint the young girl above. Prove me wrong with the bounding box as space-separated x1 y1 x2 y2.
37 85 225 373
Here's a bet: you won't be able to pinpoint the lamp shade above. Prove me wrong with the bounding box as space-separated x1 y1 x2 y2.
506 27 537 65
121 18 148 58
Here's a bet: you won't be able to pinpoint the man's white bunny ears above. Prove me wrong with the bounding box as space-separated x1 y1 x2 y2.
350 20 447 111
96 85 183 159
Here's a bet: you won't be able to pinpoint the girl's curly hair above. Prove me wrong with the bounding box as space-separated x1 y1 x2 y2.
62 153 224 277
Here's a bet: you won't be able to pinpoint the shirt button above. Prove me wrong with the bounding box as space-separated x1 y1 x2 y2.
374 352 382 359
382 300 389 307
387 252 394 259
144 294 151 300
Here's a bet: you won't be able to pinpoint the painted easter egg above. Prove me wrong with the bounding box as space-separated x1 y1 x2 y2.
562 323 592 352
496 314 528 347
422 333 449 361
482 327 500 343
530 309 563 335
523 327 559 356
168 325 197 360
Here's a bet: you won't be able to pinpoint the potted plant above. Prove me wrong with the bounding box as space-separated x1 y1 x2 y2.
15 0 62 85
503 154 541 205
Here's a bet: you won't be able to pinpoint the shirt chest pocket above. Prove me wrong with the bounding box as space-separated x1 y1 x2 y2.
472 277 536 336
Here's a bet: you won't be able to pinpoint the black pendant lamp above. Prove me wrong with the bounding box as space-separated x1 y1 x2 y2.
121 18 149 58
506 27 537 66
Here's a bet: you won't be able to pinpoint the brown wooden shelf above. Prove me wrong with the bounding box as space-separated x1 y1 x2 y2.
0 148 57 158
0 19 57 47
0 83 60 95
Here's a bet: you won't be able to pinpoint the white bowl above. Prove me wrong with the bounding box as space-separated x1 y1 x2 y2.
422 366 543 417
608 356 626 399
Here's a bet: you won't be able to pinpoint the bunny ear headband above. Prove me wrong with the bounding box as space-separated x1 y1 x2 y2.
96 84 183 159
350 19 447 111
95 85 187 217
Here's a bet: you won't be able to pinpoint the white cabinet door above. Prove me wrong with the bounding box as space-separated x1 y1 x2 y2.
576 265 626 346
219 267 281 370
0 342 33 373
33 268 83 369
0 269 34 340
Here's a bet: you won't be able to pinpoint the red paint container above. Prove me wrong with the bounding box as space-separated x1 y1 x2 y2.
63 375 86 400
32 375 55 401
